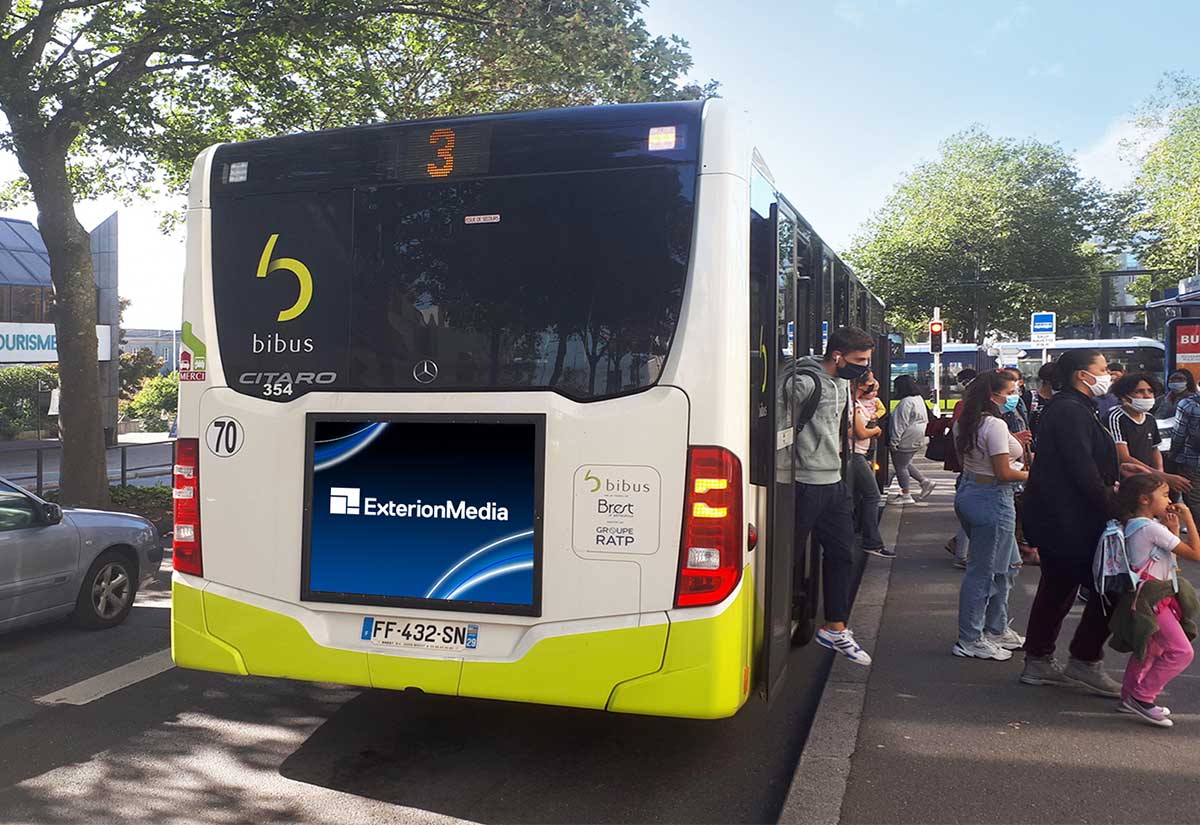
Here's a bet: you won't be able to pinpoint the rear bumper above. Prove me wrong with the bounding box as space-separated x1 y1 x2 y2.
171 572 753 719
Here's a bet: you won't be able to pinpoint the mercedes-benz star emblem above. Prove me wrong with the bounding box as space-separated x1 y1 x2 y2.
413 359 439 384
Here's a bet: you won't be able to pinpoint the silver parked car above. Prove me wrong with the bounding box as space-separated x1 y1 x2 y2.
0 476 162 634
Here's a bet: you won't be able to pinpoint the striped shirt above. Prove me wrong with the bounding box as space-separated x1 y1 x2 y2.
1106 405 1161 467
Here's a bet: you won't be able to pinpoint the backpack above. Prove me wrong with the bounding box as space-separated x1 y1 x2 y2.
1093 518 1157 608
790 364 825 435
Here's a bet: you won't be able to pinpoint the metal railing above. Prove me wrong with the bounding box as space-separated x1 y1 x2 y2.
0 439 177 495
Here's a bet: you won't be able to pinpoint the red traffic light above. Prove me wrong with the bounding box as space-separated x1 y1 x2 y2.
929 321 944 334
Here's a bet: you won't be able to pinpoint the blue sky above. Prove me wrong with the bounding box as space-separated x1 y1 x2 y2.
5 0 1200 327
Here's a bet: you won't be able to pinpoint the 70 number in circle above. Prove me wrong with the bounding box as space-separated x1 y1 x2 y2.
206 416 244 457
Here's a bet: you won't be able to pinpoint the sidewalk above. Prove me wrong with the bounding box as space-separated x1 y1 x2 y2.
786 460 1200 825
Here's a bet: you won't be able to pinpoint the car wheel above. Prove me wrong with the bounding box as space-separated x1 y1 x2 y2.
73 551 138 629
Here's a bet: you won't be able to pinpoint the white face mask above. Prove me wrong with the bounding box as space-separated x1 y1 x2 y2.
1130 397 1156 413
1084 371 1112 397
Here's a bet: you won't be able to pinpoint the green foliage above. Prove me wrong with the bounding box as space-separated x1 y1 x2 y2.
119 347 164 401
127 372 178 422
0 1 713 211
847 128 1112 340
0 365 57 438
1131 73 1200 283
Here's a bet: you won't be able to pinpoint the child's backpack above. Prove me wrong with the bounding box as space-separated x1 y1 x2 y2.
1092 518 1146 607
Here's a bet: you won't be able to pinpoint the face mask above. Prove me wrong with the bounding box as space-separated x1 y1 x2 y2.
836 359 870 381
1130 397 1156 413
1083 371 1112 397
1169 381 1188 393
999 394 1019 414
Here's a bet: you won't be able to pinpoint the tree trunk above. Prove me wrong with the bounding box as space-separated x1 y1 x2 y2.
19 144 110 508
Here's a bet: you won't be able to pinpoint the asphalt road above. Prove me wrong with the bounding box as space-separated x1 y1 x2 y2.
0 552 859 824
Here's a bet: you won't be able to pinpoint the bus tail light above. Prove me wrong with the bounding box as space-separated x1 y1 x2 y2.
674 446 743 608
173 438 203 576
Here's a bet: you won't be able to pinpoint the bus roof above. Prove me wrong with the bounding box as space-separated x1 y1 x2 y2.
900 343 980 354
997 337 1164 351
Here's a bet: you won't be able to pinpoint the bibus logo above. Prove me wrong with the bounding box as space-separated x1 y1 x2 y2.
583 470 652 494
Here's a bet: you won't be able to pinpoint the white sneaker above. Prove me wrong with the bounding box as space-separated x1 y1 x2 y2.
984 628 1026 650
953 639 1013 661
892 494 916 505
915 480 937 501
816 627 873 666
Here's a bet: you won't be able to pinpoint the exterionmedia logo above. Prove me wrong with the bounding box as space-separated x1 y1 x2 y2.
328 486 509 521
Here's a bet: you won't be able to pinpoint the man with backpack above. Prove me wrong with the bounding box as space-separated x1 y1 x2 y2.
790 325 876 666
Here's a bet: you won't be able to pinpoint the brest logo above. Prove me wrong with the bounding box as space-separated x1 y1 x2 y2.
329 487 361 516
257 234 313 322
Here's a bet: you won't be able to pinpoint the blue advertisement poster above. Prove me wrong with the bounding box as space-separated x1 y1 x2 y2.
303 416 543 615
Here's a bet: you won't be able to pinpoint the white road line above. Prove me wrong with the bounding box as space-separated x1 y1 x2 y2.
34 649 174 706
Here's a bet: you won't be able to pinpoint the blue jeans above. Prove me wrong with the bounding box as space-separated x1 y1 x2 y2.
955 477 1020 643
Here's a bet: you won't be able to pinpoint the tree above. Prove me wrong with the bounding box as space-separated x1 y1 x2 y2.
127 371 177 430
0 1 709 507
847 128 1113 342
119 347 163 400
1128 73 1200 297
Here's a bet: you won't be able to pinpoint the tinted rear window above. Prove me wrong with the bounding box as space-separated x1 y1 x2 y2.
210 165 695 400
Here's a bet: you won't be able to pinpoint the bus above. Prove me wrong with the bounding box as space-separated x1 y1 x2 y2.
170 100 887 719
890 342 989 409
996 337 1165 380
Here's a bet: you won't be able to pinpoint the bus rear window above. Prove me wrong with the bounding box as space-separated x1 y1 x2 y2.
210 165 695 401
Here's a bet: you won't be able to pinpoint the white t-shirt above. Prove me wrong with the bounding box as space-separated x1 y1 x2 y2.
955 415 1024 476
1125 519 1181 583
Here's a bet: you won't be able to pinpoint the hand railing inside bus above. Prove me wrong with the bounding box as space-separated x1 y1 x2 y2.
1 440 177 496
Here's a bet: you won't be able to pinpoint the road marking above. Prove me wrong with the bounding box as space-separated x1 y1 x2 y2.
34 649 174 706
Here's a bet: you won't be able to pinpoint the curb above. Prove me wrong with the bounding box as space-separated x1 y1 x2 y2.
777 502 902 825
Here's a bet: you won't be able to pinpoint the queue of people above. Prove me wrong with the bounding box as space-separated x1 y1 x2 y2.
787 328 1198 729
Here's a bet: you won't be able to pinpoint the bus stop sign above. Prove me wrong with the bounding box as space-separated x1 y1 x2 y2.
1031 311 1056 345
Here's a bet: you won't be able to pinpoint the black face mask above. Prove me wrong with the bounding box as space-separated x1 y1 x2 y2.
836 360 870 381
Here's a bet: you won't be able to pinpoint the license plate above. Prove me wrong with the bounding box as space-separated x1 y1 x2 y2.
360 617 478 651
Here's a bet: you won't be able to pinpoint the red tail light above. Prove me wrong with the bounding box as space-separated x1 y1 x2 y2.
674 446 743 608
172 437 203 576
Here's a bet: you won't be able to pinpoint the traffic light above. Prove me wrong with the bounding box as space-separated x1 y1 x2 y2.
929 320 944 354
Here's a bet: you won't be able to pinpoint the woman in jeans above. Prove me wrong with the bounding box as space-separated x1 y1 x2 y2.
952 371 1028 660
1019 349 1122 696
849 373 893 558
889 374 936 505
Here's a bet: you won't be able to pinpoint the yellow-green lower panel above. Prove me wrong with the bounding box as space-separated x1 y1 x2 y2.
608 574 754 719
171 580 248 675
199 586 373 687
459 623 668 710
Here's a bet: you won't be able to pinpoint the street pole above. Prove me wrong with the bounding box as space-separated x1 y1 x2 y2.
932 306 942 414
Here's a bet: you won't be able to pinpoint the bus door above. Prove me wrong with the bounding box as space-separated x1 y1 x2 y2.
752 191 799 700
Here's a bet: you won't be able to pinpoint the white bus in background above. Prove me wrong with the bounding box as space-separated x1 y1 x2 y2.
995 337 1165 379
170 100 886 719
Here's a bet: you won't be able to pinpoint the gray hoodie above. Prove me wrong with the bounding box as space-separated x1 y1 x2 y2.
789 355 851 485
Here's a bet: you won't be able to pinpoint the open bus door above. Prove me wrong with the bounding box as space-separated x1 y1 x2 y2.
752 193 802 701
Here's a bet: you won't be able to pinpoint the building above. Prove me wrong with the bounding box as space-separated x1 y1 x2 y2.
121 328 180 373
0 214 120 444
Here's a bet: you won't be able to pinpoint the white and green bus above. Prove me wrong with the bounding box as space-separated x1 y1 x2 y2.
171 100 887 719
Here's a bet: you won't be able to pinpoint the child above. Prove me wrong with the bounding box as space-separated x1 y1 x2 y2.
1111 474 1200 728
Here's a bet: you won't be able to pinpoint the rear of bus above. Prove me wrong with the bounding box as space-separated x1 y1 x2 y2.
170 100 758 719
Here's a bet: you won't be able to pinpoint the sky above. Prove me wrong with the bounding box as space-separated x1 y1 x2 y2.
5 0 1200 329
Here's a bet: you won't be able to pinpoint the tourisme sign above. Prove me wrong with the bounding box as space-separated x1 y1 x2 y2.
0 322 113 364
